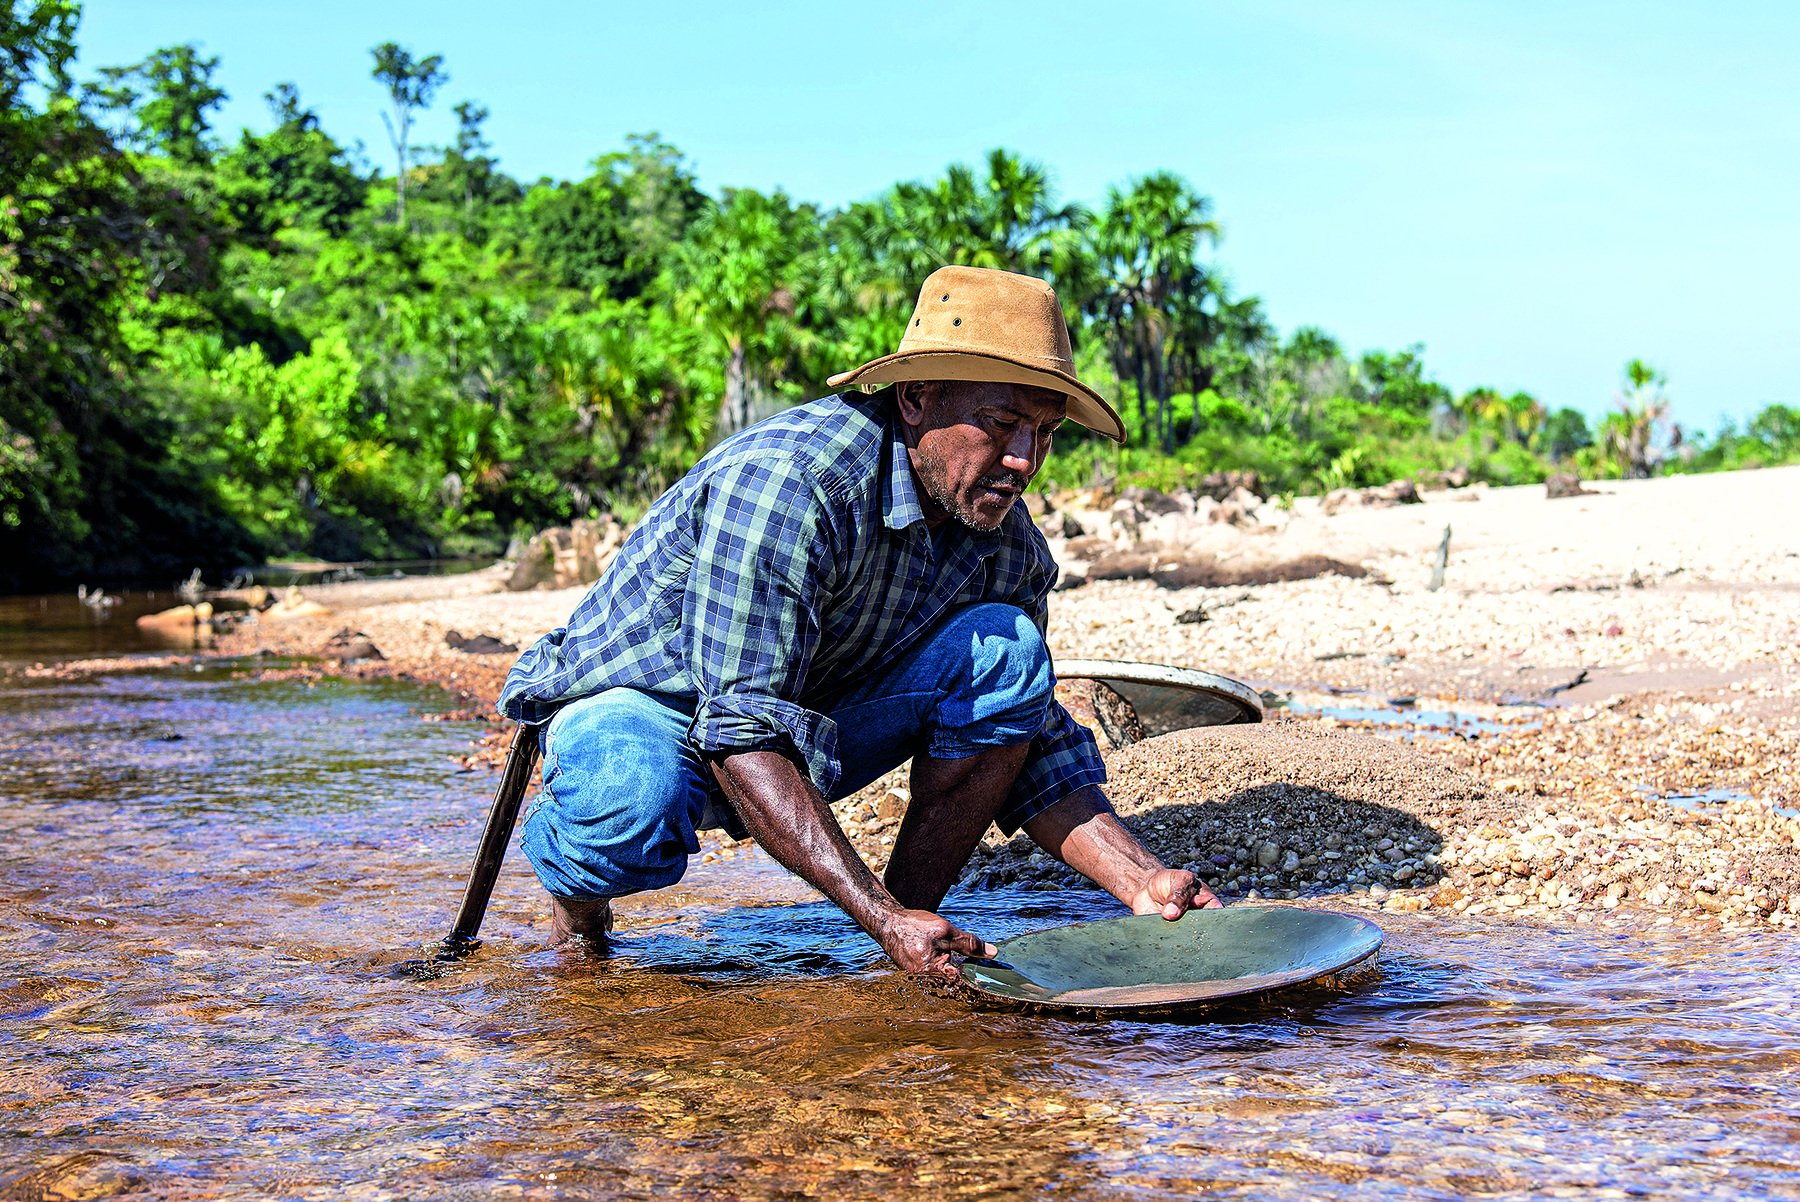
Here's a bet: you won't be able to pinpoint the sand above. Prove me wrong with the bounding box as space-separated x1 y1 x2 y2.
202 465 1800 932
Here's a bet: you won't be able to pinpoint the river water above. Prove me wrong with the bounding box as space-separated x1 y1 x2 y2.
3 655 1799 1199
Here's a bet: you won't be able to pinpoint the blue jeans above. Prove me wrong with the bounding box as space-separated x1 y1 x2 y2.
520 603 1053 900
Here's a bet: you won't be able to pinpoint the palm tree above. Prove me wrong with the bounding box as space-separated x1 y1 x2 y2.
1086 172 1220 452
841 150 1090 336
1504 391 1547 448
876 149 1084 277
665 188 819 441
1604 359 1670 477
1455 387 1506 449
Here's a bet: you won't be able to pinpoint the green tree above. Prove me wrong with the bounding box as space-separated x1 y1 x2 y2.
1602 359 1671 478
369 41 446 227
1 0 253 586
1358 347 1451 415
1541 407 1592 461
1087 171 1219 452
513 135 704 298
85 42 226 164
866 149 1084 283
665 187 820 440
218 83 367 237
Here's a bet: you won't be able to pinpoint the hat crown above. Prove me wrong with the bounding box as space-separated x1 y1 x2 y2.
824 264 1125 441
899 265 1074 371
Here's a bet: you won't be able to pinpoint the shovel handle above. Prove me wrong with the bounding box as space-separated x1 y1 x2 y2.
444 721 541 954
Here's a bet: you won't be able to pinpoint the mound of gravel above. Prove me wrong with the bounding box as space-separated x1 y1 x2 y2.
961 720 1504 899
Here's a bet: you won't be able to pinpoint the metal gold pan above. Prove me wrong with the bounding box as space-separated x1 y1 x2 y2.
1056 659 1263 733
958 906 1382 1017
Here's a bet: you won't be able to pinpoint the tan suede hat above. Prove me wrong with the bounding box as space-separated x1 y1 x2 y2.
827 265 1126 442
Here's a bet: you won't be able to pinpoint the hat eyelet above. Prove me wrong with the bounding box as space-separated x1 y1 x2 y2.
941 294 950 302
952 317 962 326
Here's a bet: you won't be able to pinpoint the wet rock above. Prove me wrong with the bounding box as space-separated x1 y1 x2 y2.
264 586 331 621
444 630 519 655
321 629 384 664
10 1153 146 1201
136 601 212 629
1255 842 1280 868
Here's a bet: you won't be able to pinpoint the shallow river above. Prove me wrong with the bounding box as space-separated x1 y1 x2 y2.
3 661 1798 1200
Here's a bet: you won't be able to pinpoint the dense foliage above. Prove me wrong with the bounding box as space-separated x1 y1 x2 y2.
3 3 1794 589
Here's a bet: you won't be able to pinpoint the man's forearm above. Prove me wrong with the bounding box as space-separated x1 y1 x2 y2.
1023 786 1162 904
708 749 898 931
1024 785 1219 912
708 749 996 973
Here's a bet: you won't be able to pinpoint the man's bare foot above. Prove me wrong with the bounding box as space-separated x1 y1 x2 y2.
547 894 614 947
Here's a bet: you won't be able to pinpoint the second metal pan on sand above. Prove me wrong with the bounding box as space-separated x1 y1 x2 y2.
958 906 1382 1017
1057 659 1263 734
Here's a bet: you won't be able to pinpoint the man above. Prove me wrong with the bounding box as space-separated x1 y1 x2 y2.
500 265 1218 977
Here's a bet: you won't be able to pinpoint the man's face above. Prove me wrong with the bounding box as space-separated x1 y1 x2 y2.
897 380 1067 532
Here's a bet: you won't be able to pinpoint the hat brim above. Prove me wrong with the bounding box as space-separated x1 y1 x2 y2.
828 350 1126 443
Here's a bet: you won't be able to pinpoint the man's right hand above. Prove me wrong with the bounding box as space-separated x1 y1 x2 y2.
710 749 996 978
876 907 996 978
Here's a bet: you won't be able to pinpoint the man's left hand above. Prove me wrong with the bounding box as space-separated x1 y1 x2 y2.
1129 868 1221 919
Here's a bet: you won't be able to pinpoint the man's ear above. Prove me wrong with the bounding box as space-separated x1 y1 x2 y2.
895 380 935 429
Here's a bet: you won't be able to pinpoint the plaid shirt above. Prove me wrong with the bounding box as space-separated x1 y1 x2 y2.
499 391 1105 832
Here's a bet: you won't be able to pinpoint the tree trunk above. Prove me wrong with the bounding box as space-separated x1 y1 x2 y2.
1151 330 1172 456
1132 353 1148 449
1184 364 1215 443
718 340 748 441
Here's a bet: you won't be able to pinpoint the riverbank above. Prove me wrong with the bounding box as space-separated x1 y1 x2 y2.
164 466 1800 932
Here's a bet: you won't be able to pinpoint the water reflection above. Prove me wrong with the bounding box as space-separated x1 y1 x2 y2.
3 663 1799 1199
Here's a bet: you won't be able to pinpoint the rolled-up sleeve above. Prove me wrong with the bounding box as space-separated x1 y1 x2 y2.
682 453 845 795
990 523 1107 833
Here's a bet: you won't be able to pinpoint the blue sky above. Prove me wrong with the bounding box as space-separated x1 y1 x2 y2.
75 1 1800 432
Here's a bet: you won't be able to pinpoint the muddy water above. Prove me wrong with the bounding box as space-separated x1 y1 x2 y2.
4 664 1800 1200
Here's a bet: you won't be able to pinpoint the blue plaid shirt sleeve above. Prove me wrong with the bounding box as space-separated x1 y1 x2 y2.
682 451 847 795
992 537 1108 835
